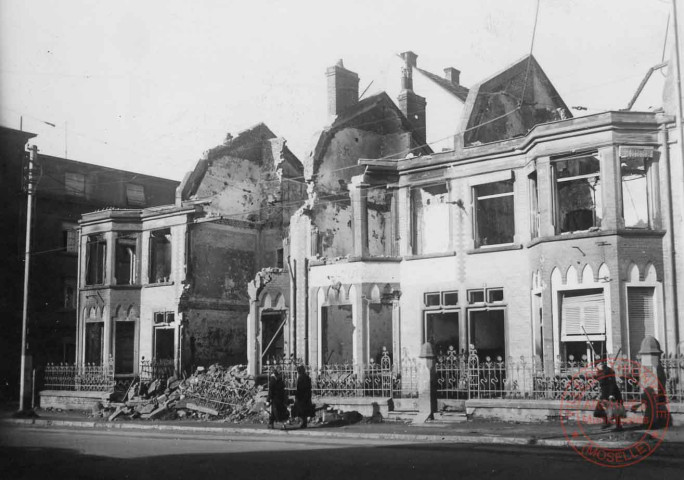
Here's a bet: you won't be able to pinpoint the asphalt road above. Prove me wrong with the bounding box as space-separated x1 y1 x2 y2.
0 425 682 480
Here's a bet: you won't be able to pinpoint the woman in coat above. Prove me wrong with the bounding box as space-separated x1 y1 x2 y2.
294 365 313 428
594 361 626 430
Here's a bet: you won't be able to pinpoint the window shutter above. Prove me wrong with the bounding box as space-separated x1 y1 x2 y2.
561 292 605 340
628 287 654 358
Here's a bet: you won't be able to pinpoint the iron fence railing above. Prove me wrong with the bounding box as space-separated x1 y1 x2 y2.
43 357 115 391
139 358 175 382
435 347 644 401
663 353 684 402
263 348 408 398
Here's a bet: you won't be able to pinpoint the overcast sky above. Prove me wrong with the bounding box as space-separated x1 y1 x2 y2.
0 0 674 181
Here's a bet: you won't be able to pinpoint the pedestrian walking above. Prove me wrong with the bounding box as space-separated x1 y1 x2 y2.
294 365 313 428
267 369 288 429
593 361 626 431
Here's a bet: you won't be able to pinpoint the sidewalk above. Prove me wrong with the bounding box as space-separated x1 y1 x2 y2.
3 407 683 451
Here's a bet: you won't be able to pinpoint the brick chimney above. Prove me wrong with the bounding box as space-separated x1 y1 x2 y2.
443 67 460 85
398 51 426 144
326 59 359 117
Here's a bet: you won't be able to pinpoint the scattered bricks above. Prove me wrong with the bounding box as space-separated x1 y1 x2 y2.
147 379 160 396
139 403 156 415
186 403 219 416
108 407 124 422
156 394 168 404
144 403 169 420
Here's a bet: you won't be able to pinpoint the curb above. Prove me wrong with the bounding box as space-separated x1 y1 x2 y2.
1 418 636 449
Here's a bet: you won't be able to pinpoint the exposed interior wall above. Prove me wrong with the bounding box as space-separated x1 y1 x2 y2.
182 309 248 370
367 188 393 256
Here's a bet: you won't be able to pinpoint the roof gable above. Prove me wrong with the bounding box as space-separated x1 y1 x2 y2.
461 55 571 146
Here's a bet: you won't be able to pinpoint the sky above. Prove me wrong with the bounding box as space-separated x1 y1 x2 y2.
0 0 675 182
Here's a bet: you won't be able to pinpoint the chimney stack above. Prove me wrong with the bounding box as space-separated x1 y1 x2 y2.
443 67 460 85
326 59 359 117
398 51 426 144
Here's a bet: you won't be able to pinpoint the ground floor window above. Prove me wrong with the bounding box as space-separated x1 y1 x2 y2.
627 287 655 358
468 309 505 360
368 303 393 364
560 288 606 362
115 321 136 374
85 322 103 365
321 305 353 364
425 311 459 354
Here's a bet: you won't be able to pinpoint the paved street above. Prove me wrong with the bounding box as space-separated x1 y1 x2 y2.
1 425 682 480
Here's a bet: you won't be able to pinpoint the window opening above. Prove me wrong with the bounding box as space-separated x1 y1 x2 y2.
149 229 172 283
85 234 106 285
621 157 650 228
411 183 449 254
114 321 135 374
115 235 137 285
553 153 602 233
85 322 103 365
154 328 175 362
473 179 515 246
321 305 353 364
468 289 485 304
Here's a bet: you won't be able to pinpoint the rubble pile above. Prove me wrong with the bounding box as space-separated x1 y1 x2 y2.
103 364 269 423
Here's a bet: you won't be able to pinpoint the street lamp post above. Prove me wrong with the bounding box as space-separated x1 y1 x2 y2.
19 145 38 412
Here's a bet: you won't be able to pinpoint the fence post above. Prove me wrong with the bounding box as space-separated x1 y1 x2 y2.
415 342 436 423
637 336 669 427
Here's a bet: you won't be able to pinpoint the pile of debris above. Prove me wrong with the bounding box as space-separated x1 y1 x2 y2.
103 364 269 423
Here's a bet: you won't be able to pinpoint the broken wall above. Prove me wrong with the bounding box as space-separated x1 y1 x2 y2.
182 309 248 370
321 304 353 364
367 188 393 257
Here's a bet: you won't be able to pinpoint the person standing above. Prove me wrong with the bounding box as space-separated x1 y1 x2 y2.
594 361 626 431
294 365 313 428
267 369 288 429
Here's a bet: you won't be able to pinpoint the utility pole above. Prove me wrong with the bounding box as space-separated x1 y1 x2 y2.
19 145 38 412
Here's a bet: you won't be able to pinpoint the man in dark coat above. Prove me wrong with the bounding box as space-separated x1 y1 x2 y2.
294 365 313 428
594 361 625 430
267 369 288 429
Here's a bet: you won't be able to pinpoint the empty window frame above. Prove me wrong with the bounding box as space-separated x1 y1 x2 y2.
65 172 86 197
621 156 650 228
114 321 136 375
126 183 146 206
529 172 539 239
85 234 106 285
149 229 172 283
553 152 602 233
468 288 504 305
115 235 137 285
468 309 505 360
63 278 76 309
423 290 460 353
411 183 450 255
473 180 515 247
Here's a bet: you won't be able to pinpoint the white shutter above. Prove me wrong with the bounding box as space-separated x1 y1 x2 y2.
561 292 605 340
628 287 655 358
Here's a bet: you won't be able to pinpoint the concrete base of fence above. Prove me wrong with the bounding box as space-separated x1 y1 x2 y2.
39 390 112 411
315 396 391 417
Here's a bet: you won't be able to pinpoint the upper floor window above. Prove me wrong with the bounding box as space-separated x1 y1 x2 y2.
126 183 146 206
63 277 76 309
620 147 653 229
553 152 601 233
473 180 515 247
276 248 284 269
411 183 449 255
65 172 85 197
528 172 539 239
85 234 106 285
149 229 172 283
115 235 137 285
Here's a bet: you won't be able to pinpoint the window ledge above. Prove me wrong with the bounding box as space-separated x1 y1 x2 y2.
144 281 175 288
110 284 142 290
466 244 523 255
404 251 457 261
527 228 666 247
347 256 403 263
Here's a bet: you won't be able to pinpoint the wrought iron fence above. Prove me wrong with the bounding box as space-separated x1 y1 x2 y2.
139 358 175 382
43 357 115 391
182 365 254 412
663 353 684 402
435 347 644 401
263 347 411 398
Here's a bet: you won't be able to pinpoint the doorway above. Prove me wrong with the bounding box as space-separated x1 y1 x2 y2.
261 312 285 362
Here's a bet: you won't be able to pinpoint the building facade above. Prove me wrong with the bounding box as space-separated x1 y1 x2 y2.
76 124 306 378
247 55 683 379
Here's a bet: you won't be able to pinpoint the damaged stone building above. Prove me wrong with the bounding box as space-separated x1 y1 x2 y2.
248 52 684 376
76 124 305 378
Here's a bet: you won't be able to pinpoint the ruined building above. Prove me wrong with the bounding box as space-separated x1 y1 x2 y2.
248 53 683 376
76 124 305 378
